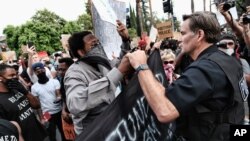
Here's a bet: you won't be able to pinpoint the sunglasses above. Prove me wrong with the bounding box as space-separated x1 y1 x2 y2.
221 42 234 46
164 60 174 64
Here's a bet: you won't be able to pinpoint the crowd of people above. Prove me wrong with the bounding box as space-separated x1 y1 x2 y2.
0 1 250 141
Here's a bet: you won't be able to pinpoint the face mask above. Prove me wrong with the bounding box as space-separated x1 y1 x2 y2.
85 43 108 58
220 48 234 56
37 72 49 84
3 78 19 90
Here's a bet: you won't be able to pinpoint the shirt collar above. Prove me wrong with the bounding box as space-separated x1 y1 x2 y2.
197 44 218 60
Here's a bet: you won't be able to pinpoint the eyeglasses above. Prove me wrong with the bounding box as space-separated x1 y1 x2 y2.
163 60 174 64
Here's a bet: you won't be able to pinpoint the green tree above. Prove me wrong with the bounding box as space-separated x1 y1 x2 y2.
17 21 62 54
3 25 19 52
130 5 137 29
62 21 82 34
76 14 93 31
128 28 137 39
3 9 68 55
31 9 66 30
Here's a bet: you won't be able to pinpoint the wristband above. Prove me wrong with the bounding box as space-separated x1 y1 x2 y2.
135 64 149 72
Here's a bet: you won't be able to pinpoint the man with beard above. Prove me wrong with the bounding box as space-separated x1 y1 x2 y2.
64 20 132 135
0 64 48 141
31 62 66 141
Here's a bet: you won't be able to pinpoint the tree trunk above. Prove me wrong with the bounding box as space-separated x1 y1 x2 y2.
149 0 154 25
136 0 143 37
191 0 194 13
203 0 206 11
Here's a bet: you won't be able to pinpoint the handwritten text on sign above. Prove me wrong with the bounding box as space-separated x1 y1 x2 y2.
156 21 173 39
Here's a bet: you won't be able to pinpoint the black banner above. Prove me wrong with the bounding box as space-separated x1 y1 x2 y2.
76 50 175 141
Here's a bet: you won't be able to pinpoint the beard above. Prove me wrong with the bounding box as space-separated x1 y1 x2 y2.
37 72 49 84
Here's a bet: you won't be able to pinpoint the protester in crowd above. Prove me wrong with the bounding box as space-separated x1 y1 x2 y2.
217 33 250 124
18 59 32 90
126 12 246 141
44 60 57 78
58 57 75 140
218 3 250 47
58 58 74 123
64 20 132 135
26 45 53 83
0 119 24 141
53 52 62 70
0 64 48 141
30 62 65 141
161 49 179 84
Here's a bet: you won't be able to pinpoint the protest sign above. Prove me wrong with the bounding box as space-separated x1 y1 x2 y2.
156 21 173 39
91 0 126 59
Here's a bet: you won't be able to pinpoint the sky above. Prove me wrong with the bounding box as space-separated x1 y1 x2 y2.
0 0 218 36
0 0 86 36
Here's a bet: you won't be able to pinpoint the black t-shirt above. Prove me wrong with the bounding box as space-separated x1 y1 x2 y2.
0 119 19 141
0 91 47 141
167 46 232 115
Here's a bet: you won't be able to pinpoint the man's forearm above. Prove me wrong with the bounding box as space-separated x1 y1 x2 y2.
28 54 34 75
243 30 250 47
26 94 40 109
137 70 179 123
223 12 244 37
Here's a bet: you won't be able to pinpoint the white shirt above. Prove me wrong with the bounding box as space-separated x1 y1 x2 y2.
31 79 62 114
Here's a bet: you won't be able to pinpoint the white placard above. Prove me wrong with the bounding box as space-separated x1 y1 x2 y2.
216 7 239 26
149 26 158 42
92 0 117 25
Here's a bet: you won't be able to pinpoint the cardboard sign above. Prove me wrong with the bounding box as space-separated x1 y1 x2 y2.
156 21 173 39
60 34 71 51
0 51 17 61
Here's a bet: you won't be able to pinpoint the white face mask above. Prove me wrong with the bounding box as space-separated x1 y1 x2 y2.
220 48 234 56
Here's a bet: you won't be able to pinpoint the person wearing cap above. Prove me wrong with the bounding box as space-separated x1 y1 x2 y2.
31 62 66 141
26 45 53 84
